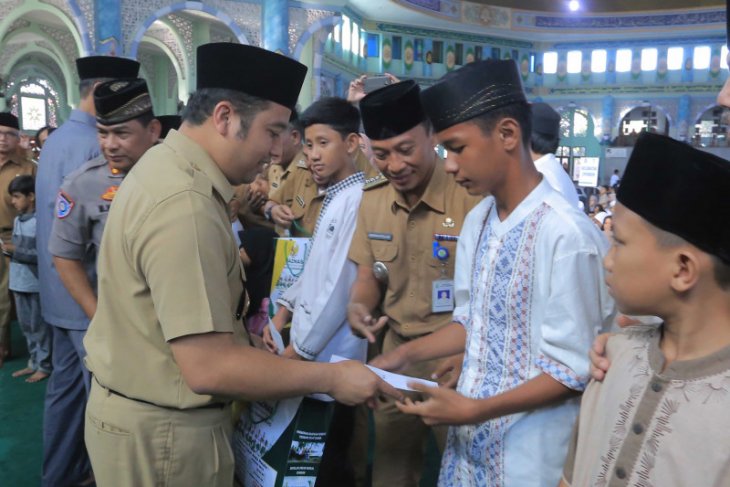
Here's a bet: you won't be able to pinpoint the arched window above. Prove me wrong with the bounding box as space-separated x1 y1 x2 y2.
693 106 730 148
556 107 601 185
7 78 59 130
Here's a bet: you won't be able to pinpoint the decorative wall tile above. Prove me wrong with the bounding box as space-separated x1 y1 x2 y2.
0 0 23 22
6 19 31 36
144 25 187 80
38 24 80 82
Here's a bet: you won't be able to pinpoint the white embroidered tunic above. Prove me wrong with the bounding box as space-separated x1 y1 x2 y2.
441 179 615 487
278 172 367 363
563 325 730 487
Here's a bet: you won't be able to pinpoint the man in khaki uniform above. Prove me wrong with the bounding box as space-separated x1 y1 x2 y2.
347 81 481 487
83 43 397 487
0 112 37 366
265 146 377 237
234 108 304 231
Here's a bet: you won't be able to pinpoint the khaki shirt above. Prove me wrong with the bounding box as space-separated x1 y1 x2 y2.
234 184 275 230
84 129 249 409
269 155 323 237
348 161 481 338
0 157 37 241
269 149 377 237
267 162 286 194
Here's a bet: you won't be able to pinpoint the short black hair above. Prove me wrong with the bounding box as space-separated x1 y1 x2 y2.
135 111 156 127
8 175 34 196
300 97 360 139
530 131 559 155
79 77 112 99
182 88 271 138
35 126 55 146
469 102 532 147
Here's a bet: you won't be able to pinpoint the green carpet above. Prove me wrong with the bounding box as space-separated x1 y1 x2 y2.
0 321 46 487
0 322 438 487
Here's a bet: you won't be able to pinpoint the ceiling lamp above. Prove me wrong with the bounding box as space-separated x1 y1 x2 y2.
568 0 580 12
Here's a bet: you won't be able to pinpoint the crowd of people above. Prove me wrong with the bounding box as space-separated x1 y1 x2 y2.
0 37 728 487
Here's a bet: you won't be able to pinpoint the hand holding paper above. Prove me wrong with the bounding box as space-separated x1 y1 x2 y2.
267 318 286 354
330 355 437 392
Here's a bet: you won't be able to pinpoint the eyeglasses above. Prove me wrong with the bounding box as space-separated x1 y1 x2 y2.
0 130 19 139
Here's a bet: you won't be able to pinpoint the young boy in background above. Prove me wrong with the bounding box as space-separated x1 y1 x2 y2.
4 175 50 382
561 132 730 486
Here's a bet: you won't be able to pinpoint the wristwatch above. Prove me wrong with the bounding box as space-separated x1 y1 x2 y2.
264 204 275 221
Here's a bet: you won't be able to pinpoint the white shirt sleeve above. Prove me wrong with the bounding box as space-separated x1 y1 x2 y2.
290 190 362 360
534 248 605 391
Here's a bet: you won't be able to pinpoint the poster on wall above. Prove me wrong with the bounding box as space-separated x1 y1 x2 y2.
445 45 456 71
382 38 392 69
575 157 600 187
414 39 424 61
404 40 415 71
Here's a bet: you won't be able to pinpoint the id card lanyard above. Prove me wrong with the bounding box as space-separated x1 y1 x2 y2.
431 235 455 313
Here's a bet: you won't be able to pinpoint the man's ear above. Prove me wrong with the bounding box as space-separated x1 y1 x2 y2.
148 119 162 141
211 101 235 136
496 117 522 152
291 129 302 146
346 132 360 155
668 246 703 294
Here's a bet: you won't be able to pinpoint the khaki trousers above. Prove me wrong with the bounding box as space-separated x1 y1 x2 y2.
371 328 447 487
86 379 234 487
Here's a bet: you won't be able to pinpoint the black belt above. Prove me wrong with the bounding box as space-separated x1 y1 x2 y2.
96 377 226 410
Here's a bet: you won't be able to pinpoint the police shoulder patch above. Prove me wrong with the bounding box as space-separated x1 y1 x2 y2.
363 174 388 191
56 191 75 219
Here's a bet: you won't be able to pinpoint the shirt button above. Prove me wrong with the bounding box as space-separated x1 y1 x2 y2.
615 467 627 479
410 256 416 261
651 382 663 392
632 423 644 435
409 292 415 297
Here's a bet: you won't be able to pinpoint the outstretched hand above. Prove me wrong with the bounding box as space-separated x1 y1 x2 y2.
395 381 479 426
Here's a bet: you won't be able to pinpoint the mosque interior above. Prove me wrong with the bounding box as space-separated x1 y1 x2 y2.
0 0 727 183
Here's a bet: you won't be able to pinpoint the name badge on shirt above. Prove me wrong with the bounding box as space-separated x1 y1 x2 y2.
432 279 454 313
367 232 393 241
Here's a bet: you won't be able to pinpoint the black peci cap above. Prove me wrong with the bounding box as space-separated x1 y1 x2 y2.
421 59 527 133
196 43 308 110
94 78 153 125
618 132 730 265
359 80 427 141
75 56 140 81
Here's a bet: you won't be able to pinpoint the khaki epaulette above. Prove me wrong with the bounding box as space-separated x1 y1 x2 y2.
363 173 388 191
296 157 308 169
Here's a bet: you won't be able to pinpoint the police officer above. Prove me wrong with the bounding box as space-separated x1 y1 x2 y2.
37 55 140 487
347 80 481 487
83 43 397 487
49 78 160 320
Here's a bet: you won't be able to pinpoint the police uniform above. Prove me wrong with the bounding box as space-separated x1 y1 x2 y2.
35 58 140 487
350 80 482 487
48 155 124 272
82 43 307 487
